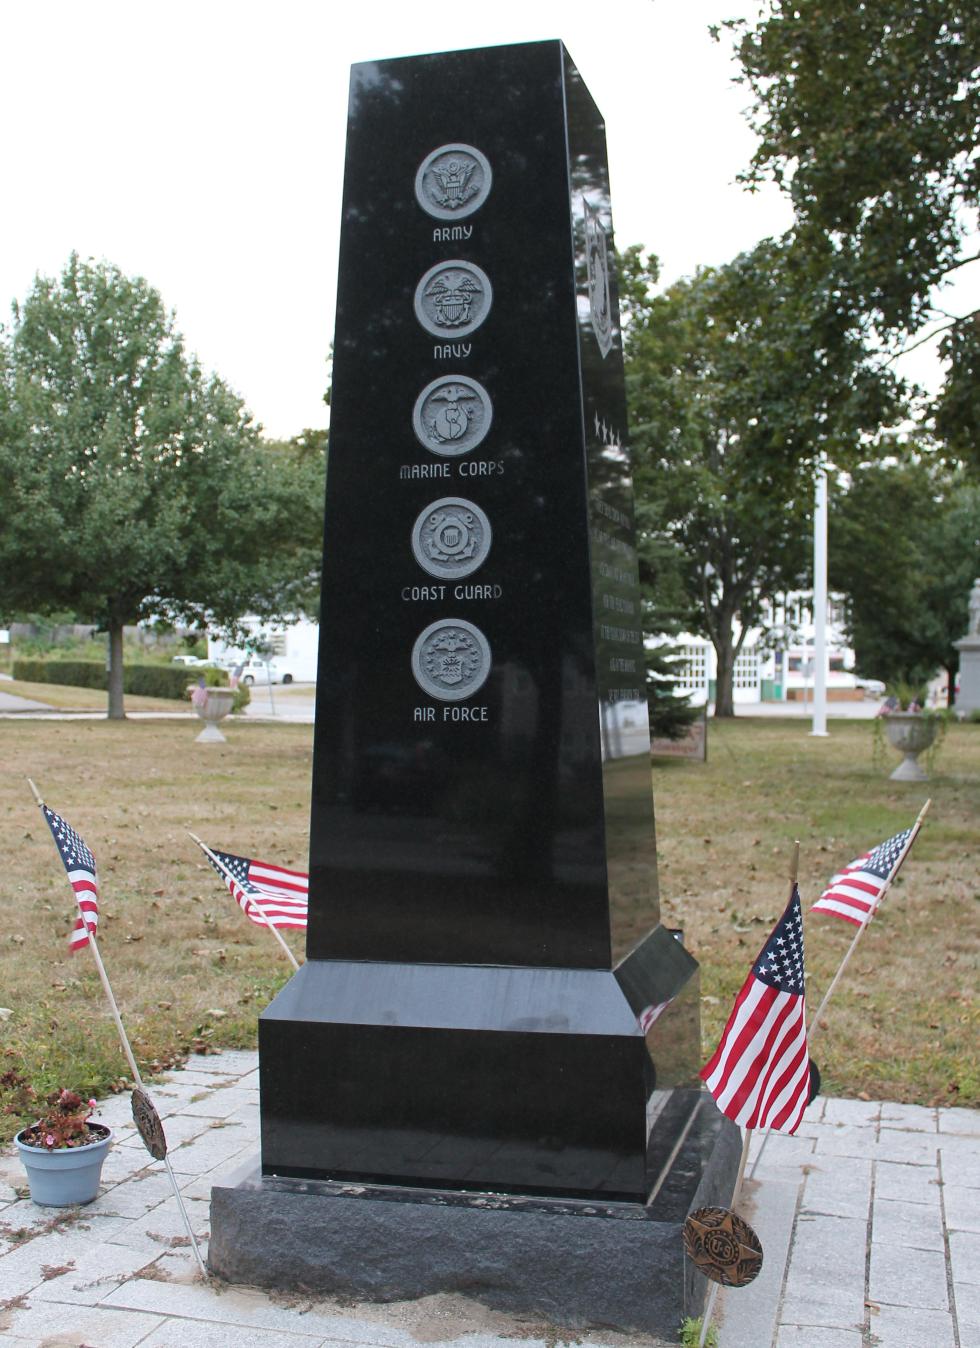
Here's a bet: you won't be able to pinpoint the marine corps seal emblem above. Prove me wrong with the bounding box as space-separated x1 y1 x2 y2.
412 375 493 456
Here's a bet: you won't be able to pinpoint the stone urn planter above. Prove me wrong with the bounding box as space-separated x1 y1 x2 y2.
15 1125 112 1207
189 685 236 743
882 712 938 781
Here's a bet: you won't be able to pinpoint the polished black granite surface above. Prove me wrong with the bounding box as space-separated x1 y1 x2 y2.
259 40 706 1204
307 39 655 969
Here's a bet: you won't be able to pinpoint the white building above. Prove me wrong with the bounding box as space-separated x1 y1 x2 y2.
208 616 320 683
664 592 870 707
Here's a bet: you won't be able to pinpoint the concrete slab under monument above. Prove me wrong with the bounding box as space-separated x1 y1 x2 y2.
209 38 738 1335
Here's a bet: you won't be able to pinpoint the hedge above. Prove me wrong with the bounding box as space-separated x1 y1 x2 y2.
11 659 249 711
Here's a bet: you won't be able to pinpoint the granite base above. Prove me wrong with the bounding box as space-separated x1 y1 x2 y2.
209 1097 740 1337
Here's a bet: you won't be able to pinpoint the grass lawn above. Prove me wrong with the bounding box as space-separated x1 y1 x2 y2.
0 714 976 1140
0 678 196 714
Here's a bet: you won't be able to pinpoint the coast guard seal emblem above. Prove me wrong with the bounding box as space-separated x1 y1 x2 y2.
415 144 492 220
412 498 492 580
584 199 613 358
412 375 492 456
414 261 492 339
412 619 491 701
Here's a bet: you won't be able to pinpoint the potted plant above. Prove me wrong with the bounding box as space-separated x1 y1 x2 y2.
875 680 941 781
14 1087 112 1206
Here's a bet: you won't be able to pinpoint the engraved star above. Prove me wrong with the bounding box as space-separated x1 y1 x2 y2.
683 1209 763 1288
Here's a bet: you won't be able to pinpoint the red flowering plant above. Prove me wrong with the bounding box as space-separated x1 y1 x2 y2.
18 1087 108 1150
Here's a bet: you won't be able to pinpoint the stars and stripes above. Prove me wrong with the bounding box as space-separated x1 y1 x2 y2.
42 806 99 952
202 847 308 930
811 825 917 926
701 886 810 1134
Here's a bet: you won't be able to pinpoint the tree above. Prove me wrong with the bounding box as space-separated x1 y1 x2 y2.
831 454 980 698
0 256 324 718
722 0 980 467
622 238 900 715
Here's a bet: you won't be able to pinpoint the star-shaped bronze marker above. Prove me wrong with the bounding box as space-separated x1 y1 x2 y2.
131 1086 168 1160
682 1205 763 1287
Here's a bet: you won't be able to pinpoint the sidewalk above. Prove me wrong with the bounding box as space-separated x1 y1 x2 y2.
1 1053 976 1347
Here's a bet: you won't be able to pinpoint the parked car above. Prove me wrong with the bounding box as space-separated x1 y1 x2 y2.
171 654 204 666
233 657 294 686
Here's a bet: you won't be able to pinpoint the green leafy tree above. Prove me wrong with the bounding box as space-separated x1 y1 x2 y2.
622 239 900 716
0 256 324 718
831 453 980 699
722 0 980 467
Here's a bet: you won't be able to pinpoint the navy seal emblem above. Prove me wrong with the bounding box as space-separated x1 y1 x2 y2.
414 261 492 339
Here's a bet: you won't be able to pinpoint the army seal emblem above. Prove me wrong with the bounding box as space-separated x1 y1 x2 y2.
584 199 614 358
412 498 492 580
682 1206 764 1288
414 261 492 338
415 143 492 220
412 375 492 456
411 619 491 701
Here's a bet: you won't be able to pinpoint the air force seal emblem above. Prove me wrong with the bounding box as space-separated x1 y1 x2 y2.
412 619 491 701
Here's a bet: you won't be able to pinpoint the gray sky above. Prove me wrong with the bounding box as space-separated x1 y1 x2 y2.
3 0 798 436
10 0 969 440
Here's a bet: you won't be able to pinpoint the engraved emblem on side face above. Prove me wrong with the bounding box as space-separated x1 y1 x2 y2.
412 619 491 701
415 144 492 220
414 261 492 338
412 498 492 580
584 199 614 359
412 376 492 456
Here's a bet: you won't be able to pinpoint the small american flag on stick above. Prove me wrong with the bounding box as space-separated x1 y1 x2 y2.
201 848 308 930
42 805 99 952
811 823 921 926
701 886 810 1135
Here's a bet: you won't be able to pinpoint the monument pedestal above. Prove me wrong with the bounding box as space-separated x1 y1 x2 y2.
954 635 980 715
210 1099 739 1336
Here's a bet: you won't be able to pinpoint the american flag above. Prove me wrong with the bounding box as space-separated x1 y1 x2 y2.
202 847 308 930
811 826 917 927
42 806 99 953
701 886 810 1134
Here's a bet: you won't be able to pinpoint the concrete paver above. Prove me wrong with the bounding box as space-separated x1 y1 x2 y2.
1 1051 976 1347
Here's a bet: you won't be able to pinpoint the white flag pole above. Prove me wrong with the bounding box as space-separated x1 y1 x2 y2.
28 778 207 1278
189 832 300 971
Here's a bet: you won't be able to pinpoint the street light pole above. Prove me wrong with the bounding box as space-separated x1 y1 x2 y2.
811 458 829 737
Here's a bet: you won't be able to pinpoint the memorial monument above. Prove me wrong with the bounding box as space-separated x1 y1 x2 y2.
954 577 980 715
210 40 738 1333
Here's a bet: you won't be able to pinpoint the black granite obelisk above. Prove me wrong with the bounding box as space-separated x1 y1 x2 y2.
211 41 738 1332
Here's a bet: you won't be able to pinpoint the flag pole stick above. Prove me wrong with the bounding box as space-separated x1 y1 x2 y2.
747 839 800 1183
807 799 930 1044
189 832 300 971
699 1123 753 1348
29 779 207 1279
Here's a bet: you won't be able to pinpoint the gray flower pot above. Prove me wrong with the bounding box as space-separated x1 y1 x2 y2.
15 1126 112 1206
883 712 937 781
